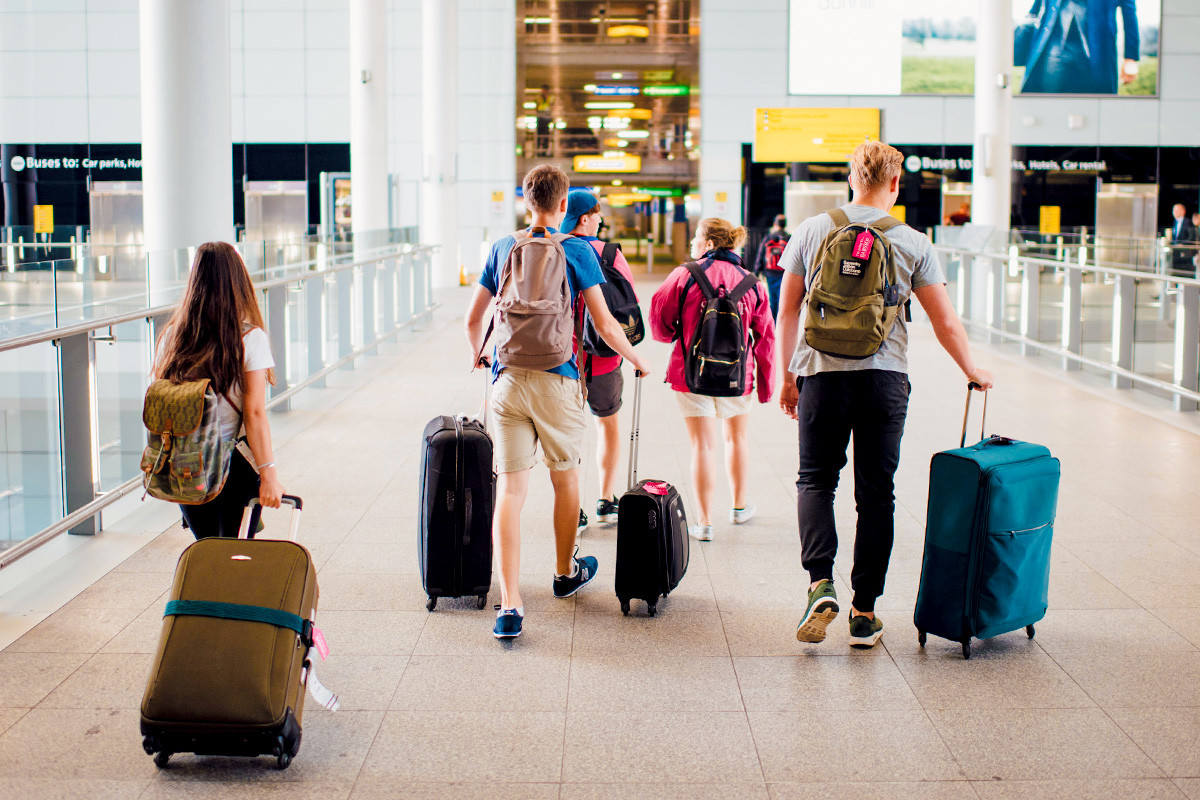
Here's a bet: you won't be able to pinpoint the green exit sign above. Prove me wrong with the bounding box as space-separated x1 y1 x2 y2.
643 84 689 97
633 187 683 197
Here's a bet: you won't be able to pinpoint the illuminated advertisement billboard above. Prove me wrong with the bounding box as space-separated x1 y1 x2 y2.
788 0 1159 97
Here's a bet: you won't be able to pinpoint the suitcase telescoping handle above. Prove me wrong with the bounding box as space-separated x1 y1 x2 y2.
237 494 303 541
960 382 988 448
626 370 644 491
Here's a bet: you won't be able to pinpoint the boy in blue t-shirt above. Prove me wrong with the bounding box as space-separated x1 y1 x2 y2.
465 166 650 640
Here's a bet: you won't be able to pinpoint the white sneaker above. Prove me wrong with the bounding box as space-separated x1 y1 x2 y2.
688 524 713 542
729 504 757 524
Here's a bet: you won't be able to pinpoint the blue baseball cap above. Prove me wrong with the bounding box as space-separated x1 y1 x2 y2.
560 189 600 235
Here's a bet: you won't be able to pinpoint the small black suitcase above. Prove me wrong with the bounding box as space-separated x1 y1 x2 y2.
615 373 689 616
419 412 495 611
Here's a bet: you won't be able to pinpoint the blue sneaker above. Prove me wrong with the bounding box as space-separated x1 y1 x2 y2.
493 606 523 639
553 554 599 598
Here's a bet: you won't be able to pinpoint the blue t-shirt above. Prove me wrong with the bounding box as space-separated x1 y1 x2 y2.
479 227 605 380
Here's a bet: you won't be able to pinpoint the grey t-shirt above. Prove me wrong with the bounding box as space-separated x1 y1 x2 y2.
780 204 946 376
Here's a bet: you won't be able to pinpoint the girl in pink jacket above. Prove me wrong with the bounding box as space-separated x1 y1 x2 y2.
650 218 776 541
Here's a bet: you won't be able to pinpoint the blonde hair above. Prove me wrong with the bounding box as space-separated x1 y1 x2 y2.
698 217 747 251
850 141 904 190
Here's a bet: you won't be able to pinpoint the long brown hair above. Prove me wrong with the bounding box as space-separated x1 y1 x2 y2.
154 241 275 394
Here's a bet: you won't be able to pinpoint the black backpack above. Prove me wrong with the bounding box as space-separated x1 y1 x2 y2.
680 260 761 397
581 241 644 359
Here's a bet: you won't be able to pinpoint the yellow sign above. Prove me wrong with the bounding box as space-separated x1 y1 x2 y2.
573 155 642 174
607 24 649 38
491 191 504 202
1039 206 1061 234
891 205 906 223
754 107 880 163
33 204 53 234
715 192 728 203
607 193 653 205
614 108 653 120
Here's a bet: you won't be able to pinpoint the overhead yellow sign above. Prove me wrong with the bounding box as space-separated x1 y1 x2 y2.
1040 205 1061 234
754 107 880 163
573 155 642 173
33 204 53 234
891 205 906 223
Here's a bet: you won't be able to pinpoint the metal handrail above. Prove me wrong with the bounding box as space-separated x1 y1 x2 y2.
0 243 436 355
938 246 1200 285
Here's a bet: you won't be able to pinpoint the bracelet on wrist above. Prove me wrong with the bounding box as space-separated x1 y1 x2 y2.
258 462 276 470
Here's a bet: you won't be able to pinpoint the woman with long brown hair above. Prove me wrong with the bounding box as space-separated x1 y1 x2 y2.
152 241 284 537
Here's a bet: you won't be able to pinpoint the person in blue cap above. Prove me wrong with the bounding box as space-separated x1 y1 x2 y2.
562 189 643 525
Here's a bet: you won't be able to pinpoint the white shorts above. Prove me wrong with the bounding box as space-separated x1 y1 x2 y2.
674 391 754 419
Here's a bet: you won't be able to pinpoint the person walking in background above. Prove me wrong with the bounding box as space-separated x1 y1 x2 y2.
1169 203 1197 277
464 166 650 640
151 242 283 538
777 141 994 649
562 188 642 525
1019 0 1139 95
754 214 790 320
650 218 776 543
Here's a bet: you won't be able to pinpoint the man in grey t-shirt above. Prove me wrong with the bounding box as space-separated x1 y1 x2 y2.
776 142 994 649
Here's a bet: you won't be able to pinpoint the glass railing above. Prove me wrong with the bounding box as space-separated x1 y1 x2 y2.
936 244 1200 412
0 230 437 567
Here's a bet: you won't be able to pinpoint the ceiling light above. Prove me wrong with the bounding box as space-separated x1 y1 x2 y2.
585 101 635 110
618 141 629 148
583 84 597 92
612 180 623 186
618 130 650 139
523 102 537 109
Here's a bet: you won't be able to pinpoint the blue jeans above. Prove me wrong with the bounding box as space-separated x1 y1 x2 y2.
762 270 782 320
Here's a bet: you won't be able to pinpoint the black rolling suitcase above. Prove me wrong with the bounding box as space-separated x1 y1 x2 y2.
615 372 689 616
419 407 495 611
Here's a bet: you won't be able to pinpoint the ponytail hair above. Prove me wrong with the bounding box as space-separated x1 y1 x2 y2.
697 217 747 252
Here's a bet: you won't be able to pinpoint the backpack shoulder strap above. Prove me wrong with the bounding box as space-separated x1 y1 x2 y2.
683 260 716 301
872 215 904 233
600 241 620 270
727 268 761 305
549 231 573 245
827 208 851 228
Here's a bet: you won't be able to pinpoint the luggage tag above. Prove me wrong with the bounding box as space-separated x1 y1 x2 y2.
312 625 330 660
301 661 341 711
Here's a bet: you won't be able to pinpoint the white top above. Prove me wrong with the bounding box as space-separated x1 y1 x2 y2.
154 325 276 440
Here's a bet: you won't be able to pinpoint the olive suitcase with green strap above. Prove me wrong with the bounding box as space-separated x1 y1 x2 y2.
140 496 319 769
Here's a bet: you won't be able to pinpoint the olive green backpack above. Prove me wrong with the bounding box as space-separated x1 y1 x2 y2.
141 378 238 505
802 208 908 359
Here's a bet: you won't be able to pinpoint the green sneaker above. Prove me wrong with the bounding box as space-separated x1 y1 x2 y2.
848 613 883 648
796 579 839 643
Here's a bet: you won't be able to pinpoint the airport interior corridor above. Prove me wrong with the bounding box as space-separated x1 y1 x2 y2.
2 279 1200 799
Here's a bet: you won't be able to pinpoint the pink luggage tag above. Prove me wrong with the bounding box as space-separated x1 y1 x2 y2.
643 481 670 496
313 625 329 660
852 231 874 260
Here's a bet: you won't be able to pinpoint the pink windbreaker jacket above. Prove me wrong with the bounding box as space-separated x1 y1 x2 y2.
649 250 777 403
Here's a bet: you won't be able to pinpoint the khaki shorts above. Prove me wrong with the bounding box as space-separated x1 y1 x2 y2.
674 390 754 419
491 367 586 473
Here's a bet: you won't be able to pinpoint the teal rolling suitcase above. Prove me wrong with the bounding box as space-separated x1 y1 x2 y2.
914 385 1060 659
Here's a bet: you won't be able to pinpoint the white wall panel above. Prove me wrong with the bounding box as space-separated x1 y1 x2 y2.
0 97 32 140
1011 97 1101 145
242 10 304 49
305 95 350 141
31 50 86 97
80 0 137 10
1162 16 1200 53
705 51 788 98
85 12 138 51
879 97 946 144
1099 98 1162 145
88 96 139 141
32 12 86 50
30 98 87 142
941 97 975 144
1160 54 1200 100
87 50 139 96
0 13 33 50
243 95 306 141
1163 0 1200 16
242 49 307 96
706 10 788 51
1160 100 1200 146
0 51 31 96
305 49 348 96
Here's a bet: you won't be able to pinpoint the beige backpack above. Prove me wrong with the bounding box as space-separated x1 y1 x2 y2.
479 228 577 371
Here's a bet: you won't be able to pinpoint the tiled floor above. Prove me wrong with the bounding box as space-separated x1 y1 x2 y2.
3 279 1200 799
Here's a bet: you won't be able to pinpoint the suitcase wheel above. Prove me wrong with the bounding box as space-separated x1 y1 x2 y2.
619 599 630 616
917 630 927 647
277 751 292 770
426 597 437 612
646 603 657 618
477 594 488 610
153 751 170 769
1026 624 1036 639
142 736 155 756
961 640 972 660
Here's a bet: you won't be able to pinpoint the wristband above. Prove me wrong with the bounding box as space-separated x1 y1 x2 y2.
258 462 276 470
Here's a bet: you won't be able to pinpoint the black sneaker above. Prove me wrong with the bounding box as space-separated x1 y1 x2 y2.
578 508 588 531
553 554 599 598
848 613 883 648
596 496 619 524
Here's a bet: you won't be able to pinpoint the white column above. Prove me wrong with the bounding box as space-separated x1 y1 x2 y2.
421 0 459 288
139 0 232 300
350 0 389 248
971 0 1013 235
